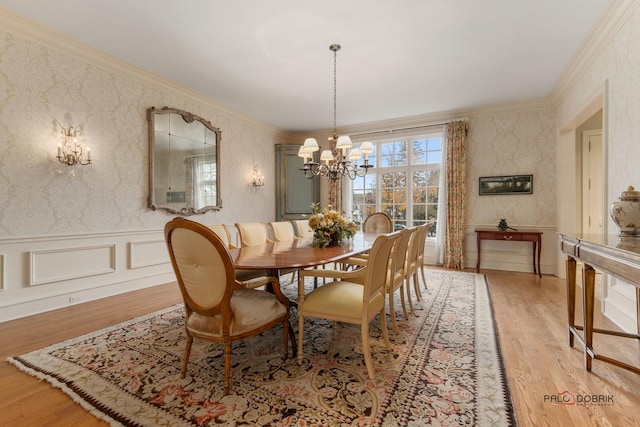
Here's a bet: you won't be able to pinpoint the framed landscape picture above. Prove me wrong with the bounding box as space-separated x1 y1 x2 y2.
479 174 533 195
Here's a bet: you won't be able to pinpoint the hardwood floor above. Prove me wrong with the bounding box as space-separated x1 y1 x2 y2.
1 269 639 426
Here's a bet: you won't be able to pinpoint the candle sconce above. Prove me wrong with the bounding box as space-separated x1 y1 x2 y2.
251 165 265 188
56 124 91 167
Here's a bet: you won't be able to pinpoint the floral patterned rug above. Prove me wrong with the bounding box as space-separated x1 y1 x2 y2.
9 270 516 426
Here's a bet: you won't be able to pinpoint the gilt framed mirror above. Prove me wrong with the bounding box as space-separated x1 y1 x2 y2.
147 107 221 215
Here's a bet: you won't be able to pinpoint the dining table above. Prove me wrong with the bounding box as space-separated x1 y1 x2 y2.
229 232 379 275
228 232 380 356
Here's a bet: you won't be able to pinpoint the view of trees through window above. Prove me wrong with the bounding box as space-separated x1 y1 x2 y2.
351 132 442 236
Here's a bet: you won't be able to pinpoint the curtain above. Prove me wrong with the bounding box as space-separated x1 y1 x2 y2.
444 121 469 269
434 135 448 265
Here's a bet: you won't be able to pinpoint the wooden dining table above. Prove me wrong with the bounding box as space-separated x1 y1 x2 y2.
229 232 379 275
228 232 380 356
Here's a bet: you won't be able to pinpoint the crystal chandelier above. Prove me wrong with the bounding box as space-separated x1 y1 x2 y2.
298 44 373 180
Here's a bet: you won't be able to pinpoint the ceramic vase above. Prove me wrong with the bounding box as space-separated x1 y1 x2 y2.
610 185 640 236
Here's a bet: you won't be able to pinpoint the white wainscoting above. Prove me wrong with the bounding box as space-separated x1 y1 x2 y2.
0 229 175 323
603 278 638 334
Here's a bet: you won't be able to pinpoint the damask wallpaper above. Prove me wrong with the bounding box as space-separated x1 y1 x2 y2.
466 107 557 229
0 27 281 238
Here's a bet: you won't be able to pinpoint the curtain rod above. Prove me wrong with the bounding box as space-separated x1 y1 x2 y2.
349 117 468 138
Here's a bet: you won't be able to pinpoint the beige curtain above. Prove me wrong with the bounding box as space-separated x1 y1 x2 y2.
444 121 469 269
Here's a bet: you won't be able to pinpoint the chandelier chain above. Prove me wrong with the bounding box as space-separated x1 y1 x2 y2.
333 45 337 135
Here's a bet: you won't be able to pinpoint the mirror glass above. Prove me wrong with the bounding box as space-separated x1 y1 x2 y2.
148 107 221 215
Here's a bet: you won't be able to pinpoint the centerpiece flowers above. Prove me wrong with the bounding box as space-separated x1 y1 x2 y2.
308 203 358 248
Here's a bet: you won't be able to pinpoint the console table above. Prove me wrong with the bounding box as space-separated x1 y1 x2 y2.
560 234 640 375
475 228 542 277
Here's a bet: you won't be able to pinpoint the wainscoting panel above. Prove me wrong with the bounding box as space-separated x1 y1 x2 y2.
129 240 170 269
0 229 176 323
603 278 638 333
30 245 116 286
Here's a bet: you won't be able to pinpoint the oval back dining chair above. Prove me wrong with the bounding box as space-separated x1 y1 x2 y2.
297 230 401 379
164 217 290 395
363 212 393 234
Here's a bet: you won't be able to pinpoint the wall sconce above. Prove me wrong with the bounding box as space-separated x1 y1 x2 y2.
56 125 92 167
251 165 265 188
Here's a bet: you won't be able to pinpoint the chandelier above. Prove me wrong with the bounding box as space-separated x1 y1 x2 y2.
298 44 373 180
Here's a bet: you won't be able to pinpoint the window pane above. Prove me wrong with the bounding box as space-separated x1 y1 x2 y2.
349 131 442 237
427 137 442 151
412 139 427 164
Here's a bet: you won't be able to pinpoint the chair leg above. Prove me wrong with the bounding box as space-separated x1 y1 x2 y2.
380 307 392 349
388 288 399 333
405 276 415 313
413 271 422 301
223 340 232 395
420 265 427 290
297 312 304 365
283 319 290 359
181 335 193 378
399 285 409 319
361 321 375 379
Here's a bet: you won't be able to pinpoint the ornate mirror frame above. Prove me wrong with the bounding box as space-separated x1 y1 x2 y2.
147 107 222 215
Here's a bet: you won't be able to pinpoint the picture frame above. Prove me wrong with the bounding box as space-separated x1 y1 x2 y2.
479 174 533 195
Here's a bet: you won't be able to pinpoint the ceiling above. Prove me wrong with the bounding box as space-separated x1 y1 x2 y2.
0 0 609 133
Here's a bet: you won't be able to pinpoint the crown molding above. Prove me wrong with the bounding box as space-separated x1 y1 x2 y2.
291 97 553 140
549 0 640 105
0 7 289 139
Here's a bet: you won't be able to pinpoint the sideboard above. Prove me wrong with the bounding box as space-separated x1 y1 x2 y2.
559 233 640 375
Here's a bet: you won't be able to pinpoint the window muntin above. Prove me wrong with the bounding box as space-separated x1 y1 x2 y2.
351 131 442 235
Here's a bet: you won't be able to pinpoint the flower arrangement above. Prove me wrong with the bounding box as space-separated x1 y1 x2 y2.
308 203 358 248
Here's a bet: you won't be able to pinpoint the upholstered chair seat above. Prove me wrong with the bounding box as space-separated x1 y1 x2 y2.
186 288 288 337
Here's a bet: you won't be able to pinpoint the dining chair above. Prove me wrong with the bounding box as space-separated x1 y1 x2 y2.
293 219 313 238
269 221 299 283
269 221 298 242
362 212 393 234
235 222 273 247
208 223 267 285
164 217 290 395
416 223 430 292
297 231 401 379
387 227 414 332
404 225 424 311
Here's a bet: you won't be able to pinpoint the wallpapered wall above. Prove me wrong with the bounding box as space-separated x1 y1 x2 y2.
557 5 640 205
466 107 557 228
0 28 281 238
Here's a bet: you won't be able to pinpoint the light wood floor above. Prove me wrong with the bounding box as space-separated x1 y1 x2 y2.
1 269 639 426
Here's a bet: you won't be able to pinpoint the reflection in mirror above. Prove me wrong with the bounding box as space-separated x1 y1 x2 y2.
148 107 221 215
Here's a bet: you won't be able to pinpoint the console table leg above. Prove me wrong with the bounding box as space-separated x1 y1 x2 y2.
566 256 577 347
582 264 596 372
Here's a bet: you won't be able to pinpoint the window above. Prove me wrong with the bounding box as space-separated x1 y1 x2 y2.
193 155 217 208
350 130 443 236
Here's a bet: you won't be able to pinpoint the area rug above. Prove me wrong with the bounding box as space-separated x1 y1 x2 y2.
9 270 516 426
